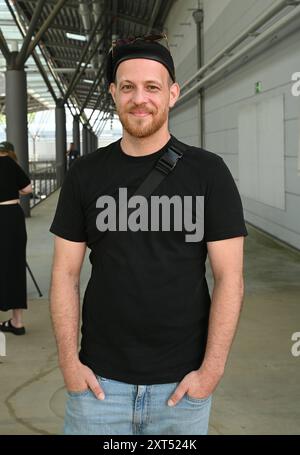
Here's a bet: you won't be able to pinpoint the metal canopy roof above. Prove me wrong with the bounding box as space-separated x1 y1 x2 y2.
0 0 174 127
0 0 59 112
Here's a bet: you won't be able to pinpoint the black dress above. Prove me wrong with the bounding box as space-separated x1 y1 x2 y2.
0 156 30 311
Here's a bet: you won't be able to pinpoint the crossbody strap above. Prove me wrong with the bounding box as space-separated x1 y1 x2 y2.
132 142 183 198
89 138 185 247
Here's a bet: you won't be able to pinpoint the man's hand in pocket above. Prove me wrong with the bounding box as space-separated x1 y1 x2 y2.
61 359 105 400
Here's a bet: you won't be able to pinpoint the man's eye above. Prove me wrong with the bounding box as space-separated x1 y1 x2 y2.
122 85 132 90
148 85 159 90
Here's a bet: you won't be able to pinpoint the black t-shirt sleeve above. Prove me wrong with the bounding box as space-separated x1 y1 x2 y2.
204 157 248 242
49 163 87 242
13 160 31 190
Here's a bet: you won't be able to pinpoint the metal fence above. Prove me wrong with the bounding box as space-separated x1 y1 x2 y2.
29 160 58 208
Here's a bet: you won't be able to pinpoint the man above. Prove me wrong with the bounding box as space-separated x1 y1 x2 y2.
66 142 80 169
49 36 248 435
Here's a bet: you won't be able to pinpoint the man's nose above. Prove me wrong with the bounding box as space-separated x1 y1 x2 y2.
131 88 147 104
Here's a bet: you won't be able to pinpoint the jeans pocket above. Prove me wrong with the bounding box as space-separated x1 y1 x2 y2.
185 393 212 404
67 388 90 397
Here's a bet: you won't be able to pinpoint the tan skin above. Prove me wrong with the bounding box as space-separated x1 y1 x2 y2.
50 59 245 404
0 151 32 329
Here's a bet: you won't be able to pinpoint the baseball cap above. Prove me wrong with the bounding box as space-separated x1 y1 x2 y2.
106 37 176 85
0 141 14 152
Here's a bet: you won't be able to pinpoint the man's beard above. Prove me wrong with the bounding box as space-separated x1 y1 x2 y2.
117 105 168 138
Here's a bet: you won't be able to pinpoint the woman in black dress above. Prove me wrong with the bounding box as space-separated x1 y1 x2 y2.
0 141 32 335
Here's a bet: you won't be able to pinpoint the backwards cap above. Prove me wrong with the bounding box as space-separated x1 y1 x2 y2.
106 40 176 85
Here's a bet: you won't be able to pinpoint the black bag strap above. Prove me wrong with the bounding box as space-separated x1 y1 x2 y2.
132 140 184 199
90 137 186 247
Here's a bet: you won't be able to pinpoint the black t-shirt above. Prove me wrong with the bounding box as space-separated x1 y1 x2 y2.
0 156 31 202
50 135 248 385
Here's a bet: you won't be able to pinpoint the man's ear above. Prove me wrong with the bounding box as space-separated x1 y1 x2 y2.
109 82 116 103
169 82 180 109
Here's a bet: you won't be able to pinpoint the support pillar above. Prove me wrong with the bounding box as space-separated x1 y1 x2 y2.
55 98 66 185
6 53 30 216
91 132 95 153
87 128 92 154
82 124 88 155
73 114 80 155
193 8 205 148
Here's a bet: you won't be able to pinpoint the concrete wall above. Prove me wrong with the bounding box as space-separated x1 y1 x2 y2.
166 0 300 250
164 0 199 146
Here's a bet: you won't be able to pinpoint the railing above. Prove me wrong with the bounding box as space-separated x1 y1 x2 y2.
29 160 58 208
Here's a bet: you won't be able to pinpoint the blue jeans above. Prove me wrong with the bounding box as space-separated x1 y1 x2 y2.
64 374 212 435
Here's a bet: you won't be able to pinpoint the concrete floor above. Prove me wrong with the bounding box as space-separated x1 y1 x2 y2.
0 191 299 435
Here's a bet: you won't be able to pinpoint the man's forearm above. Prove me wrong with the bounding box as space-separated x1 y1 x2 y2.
200 275 244 374
50 269 81 367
